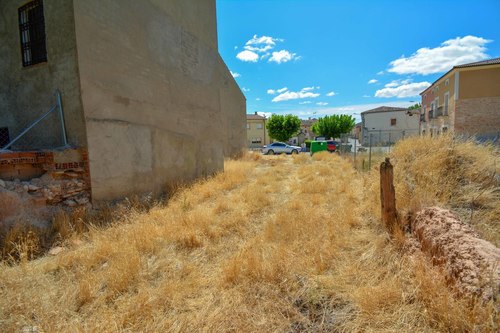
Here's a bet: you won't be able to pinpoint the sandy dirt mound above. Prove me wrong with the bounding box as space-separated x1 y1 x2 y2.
413 207 500 301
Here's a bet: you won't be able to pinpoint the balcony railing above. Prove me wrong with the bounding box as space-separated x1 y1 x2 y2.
429 106 444 119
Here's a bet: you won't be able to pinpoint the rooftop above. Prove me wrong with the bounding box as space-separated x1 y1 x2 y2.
421 57 500 95
454 57 500 68
247 113 266 120
361 106 408 115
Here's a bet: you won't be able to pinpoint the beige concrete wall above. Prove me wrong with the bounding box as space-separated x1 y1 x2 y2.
455 97 500 139
73 0 245 200
0 0 87 149
218 57 246 157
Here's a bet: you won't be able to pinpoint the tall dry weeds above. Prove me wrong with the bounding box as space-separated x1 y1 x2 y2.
386 135 498 245
0 150 497 332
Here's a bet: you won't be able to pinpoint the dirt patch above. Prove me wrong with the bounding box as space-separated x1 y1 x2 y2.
413 207 500 301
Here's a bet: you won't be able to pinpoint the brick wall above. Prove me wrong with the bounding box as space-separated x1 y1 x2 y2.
454 97 500 139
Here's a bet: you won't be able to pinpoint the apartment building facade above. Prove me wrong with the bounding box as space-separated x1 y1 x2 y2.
246 113 270 148
420 58 500 140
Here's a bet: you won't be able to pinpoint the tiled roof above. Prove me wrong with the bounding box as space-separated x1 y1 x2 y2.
420 57 500 95
361 106 408 115
247 114 266 120
454 57 500 68
301 119 317 126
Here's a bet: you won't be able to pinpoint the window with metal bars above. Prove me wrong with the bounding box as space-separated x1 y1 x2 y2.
18 0 47 67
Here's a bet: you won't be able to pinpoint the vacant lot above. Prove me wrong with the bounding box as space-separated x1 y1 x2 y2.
0 139 498 332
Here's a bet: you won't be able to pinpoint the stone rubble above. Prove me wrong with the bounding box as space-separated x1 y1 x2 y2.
1 172 90 208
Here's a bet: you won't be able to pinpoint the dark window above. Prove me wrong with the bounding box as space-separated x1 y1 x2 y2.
0 127 10 148
19 0 47 67
390 118 397 126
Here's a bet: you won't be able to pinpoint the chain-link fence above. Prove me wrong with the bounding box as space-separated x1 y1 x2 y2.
336 129 419 171
0 90 67 152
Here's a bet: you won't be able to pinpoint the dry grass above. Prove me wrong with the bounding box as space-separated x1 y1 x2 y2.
0 145 497 332
385 135 498 245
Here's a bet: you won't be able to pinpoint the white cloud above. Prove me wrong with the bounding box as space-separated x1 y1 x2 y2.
363 95 371 98
256 98 261 101
368 79 378 84
388 35 491 75
384 79 412 88
237 34 299 64
375 81 431 98
267 87 287 95
272 87 320 102
245 35 282 48
299 101 312 104
256 111 272 118
316 102 329 106
326 91 336 96
377 71 384 75
242 87 250 92
236 50 259 62
269 50 297 64
230 71 240 78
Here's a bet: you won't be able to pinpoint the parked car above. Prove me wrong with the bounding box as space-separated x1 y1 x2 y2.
262 142 301 155
326 140 339 152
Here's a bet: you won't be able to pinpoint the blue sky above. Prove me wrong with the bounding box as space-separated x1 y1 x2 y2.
216 0 500 121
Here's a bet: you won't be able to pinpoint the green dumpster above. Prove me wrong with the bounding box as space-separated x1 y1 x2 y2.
310 140 340 155
310 141 328 155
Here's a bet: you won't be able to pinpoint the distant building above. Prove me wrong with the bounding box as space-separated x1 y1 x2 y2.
246 112 270 148
289 118 317 145
420 58 500 140
361 106 419 146
352 122 362 141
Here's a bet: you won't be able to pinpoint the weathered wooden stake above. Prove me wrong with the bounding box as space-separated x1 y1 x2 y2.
380 157 398 234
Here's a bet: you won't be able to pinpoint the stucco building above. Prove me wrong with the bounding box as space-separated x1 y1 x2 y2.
361 106 419 146
289 118 317 146
246 112 270 148
420 58 500 139
0 0 246 202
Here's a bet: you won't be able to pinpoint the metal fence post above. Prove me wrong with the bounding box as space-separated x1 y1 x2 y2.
56 90 68 147
353 136 356 168
368 133 373 169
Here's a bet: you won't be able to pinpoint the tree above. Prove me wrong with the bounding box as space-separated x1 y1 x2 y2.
266 114 301 142
311 114 355 139
408 103 421 110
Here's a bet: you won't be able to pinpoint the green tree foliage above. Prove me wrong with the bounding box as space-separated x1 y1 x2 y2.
266 114 301 142
311 114 355 139
408 103 421 110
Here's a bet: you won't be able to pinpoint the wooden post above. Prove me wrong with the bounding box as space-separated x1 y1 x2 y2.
380 157 398 234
